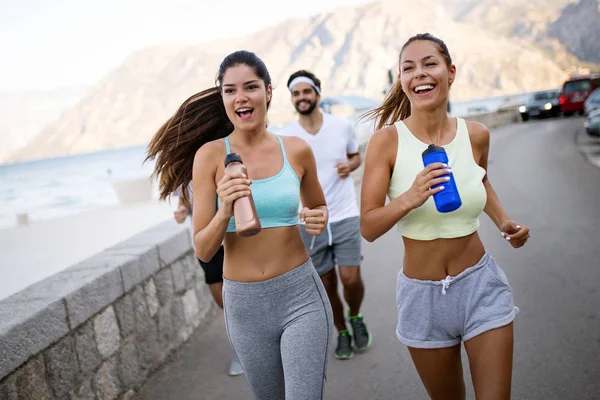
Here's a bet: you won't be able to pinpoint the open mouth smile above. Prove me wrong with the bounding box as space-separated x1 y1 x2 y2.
235 107 254 120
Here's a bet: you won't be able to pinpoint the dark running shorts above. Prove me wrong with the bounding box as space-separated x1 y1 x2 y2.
198 245 224 285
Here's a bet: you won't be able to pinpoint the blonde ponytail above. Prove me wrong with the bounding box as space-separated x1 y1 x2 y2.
361 78 411 130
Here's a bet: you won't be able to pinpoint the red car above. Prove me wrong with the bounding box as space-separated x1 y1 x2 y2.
559 74 600 116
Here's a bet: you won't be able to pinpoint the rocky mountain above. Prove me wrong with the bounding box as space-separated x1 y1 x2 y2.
0 87 86 163
7 0 574 162
434 0 600 64
435 0 569 38
547 0 600 63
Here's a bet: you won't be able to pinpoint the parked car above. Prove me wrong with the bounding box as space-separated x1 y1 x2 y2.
559 74 600 116
467 106 489 115
584 88 600 116
518 89 561 121
584 108 600 137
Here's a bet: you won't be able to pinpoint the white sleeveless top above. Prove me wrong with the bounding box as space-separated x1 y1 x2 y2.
387 118 487 240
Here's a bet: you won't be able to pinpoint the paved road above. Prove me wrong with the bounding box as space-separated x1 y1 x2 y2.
134 116 600 400
576 121 600 169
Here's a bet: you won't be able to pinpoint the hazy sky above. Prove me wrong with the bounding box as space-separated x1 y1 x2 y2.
1 0 373 92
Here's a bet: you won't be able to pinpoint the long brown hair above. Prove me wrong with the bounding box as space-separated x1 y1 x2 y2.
362 33 453 130
145 50 272 205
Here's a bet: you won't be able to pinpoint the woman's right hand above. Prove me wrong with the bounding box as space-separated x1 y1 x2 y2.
216 171 252 219
402 162 451 209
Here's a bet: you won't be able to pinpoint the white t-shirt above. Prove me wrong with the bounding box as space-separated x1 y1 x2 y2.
174 184 194 213
280 112 359 223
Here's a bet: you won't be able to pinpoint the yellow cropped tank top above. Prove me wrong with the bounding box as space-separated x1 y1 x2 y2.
387 118 487 240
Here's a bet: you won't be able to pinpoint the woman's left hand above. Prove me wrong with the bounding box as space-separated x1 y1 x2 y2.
500 220 530 248
300 207 327 236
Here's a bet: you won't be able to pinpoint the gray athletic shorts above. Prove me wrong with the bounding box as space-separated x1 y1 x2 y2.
396 252 519 349
299 216 362 276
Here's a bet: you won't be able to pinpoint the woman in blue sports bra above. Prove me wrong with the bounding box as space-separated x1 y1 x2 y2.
146 50 333 400
360 34 530 399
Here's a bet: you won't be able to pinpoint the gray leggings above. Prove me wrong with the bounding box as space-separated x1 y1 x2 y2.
223 259 333 400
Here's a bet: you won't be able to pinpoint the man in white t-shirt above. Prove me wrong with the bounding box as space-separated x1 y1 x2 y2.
281 70 372 360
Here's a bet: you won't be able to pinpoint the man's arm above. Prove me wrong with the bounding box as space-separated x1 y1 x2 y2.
336 120 362 177
347 152 361 172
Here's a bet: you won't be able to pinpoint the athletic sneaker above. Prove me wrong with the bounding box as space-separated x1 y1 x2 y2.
334 330 354 360
228 351 244 376
349 313 372 352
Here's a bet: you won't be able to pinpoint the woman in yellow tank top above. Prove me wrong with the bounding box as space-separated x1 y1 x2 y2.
360 33 530 399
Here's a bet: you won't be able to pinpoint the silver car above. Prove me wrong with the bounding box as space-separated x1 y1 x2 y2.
584 108 600 137
584 88 600 116
518 89 561 121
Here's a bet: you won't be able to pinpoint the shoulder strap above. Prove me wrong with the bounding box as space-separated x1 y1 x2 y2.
224 136 231 154
393 120 408 137
457 118 468 136
275 135 289 164
454 118 470 146
393 119 413 146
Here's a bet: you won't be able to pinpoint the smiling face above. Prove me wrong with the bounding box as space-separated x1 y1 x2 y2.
290 82 320 115
399 40 456 112
221 64 272 131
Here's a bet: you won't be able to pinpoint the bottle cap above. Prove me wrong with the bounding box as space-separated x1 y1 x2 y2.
421 144 446 158
224 153 243 167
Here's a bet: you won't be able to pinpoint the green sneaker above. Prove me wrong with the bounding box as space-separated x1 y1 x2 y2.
334 330 354 360
349 313 372 352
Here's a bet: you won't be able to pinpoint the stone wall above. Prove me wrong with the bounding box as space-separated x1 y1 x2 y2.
0 220 216 400
468 109 522 130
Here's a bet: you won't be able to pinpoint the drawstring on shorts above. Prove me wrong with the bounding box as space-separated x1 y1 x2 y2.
309 222 332 250
440 276 453 295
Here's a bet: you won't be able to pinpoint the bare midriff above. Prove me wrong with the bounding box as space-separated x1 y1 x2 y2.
222 225 309 282
401 231 486 280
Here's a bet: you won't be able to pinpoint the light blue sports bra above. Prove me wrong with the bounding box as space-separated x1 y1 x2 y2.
219 135 301 232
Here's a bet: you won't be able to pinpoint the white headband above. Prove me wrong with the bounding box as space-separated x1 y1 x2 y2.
288 76 321 94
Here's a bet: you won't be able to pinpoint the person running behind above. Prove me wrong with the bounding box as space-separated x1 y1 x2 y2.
281 70 372 360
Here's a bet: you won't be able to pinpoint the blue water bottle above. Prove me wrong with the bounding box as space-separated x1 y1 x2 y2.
421 144 462 213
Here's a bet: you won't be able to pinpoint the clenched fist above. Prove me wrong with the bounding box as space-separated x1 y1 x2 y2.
300 207 327 236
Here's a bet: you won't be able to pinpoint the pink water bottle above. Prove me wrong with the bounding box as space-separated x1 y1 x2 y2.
224 153 261 237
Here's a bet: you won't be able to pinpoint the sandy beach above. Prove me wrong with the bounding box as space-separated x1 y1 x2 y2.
0 200 176 300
